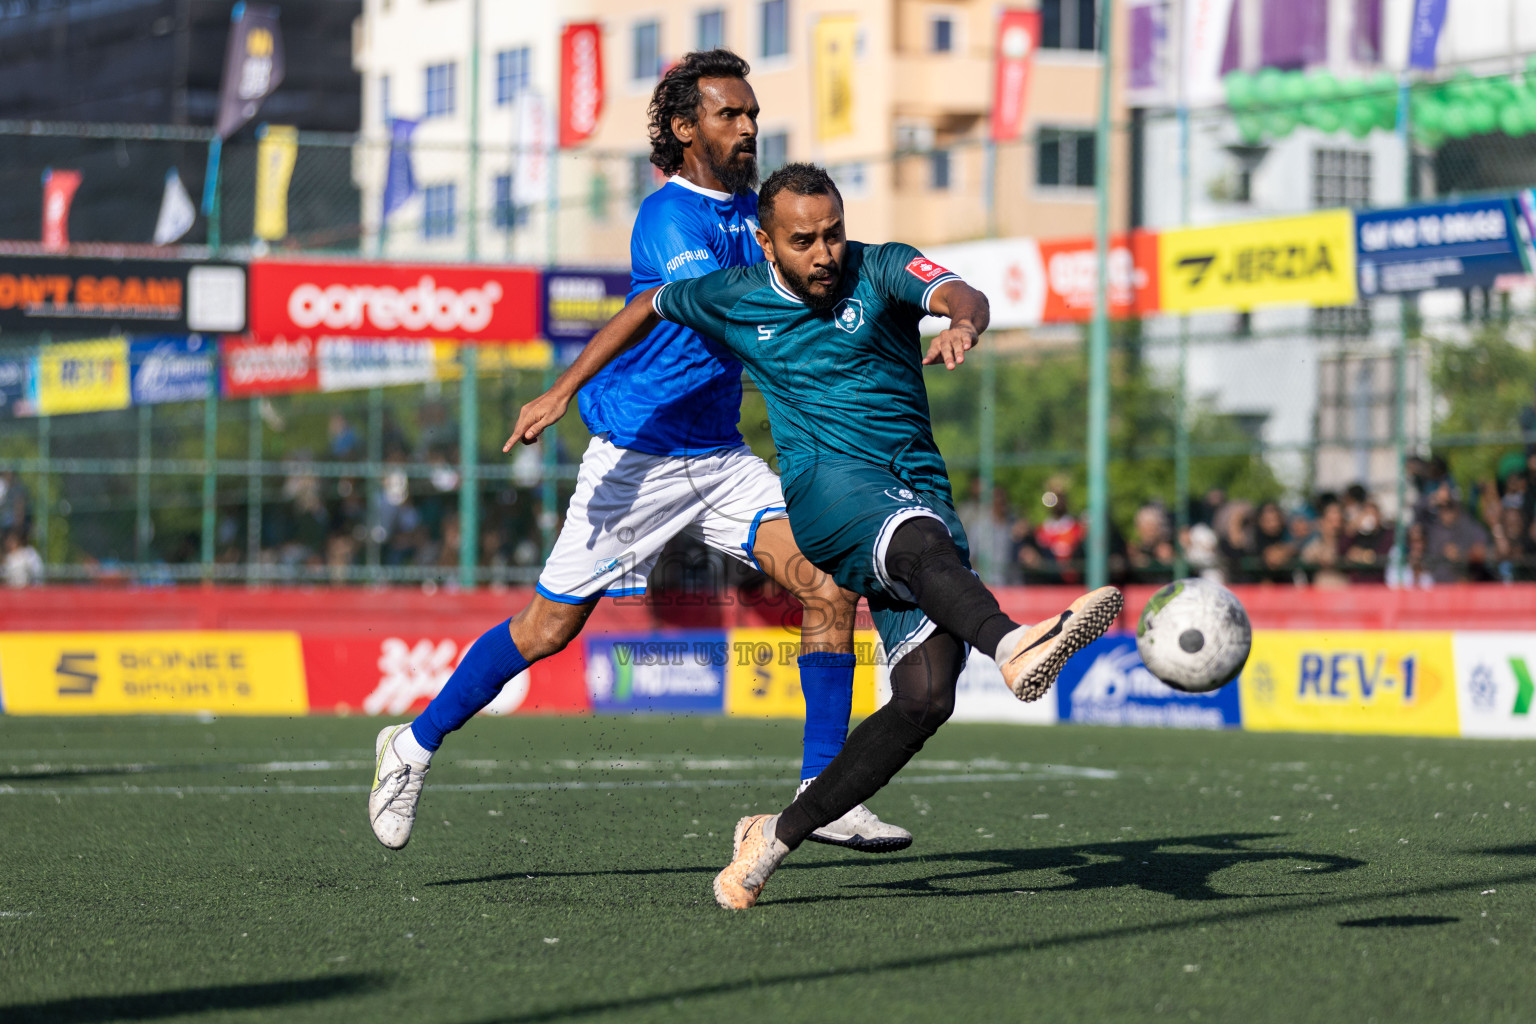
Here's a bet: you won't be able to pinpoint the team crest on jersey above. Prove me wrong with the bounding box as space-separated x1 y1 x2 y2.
884 486 917 502
832 298 864 334
905 256 950 283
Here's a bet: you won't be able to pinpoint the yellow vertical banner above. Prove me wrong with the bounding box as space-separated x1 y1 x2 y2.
254 124 299 241
813 16 858 141
34 337 130 415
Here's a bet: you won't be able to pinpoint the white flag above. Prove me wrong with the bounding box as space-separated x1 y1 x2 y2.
154 168 197 245
513 91 554 208
1182 0 1236 107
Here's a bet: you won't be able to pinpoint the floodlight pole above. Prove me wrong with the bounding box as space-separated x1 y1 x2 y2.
1086 0 1116 589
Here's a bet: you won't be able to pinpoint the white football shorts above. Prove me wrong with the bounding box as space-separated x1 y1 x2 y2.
534 435 789 603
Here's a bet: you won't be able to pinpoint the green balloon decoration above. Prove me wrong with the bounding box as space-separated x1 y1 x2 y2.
1255 68 1285 107
1225 71 1257 111
1500 103 1529 137
1282 72 1310 105
1262 110 1298 139
1236 113 1265 144
1309 72 1340 103
1345 101 1375 138
1442 105 1471 138
1413 97 1444 132
1467 101 1497 134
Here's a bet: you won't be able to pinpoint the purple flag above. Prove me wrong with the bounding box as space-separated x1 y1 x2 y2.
214 3 285 141
1408 0 1448 70
382 118 419 220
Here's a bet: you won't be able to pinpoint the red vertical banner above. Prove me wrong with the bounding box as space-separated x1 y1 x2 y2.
560 22 604 148
991 9 1041 142
41 169 82 252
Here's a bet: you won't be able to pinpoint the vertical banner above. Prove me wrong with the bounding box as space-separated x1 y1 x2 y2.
513 94 554 208
382 117 419 221
991 9 1040 142
1182 0 1236 106
1408 0 1449 71
214 4 285 141
559 22 603 148
254 124 299 241
813 16 859 142
31 338 131 415
41 169 82 252
153 169 197 245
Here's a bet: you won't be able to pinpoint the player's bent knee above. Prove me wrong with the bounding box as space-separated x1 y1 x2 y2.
510 601 590 660
890 693 954 736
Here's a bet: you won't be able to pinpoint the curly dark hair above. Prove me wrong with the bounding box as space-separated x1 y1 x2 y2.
647 49 752 175
757 163 843 230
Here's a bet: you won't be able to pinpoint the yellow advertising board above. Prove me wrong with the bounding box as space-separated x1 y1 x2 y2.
0 632 308 715
34 337 130 415
1238 630 1458 736
254 124 299 242
726 628 880 718
1158 210 1358 313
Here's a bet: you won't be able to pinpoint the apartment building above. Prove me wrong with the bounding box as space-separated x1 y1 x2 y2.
352 0 1132 264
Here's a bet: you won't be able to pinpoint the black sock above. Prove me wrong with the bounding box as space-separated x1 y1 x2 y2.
776 632 965 849
885 517 1018 655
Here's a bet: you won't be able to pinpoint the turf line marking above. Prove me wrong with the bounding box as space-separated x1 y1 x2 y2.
0 768 1116 797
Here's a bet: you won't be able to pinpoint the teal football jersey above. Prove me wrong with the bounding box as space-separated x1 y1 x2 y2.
652 241 961 491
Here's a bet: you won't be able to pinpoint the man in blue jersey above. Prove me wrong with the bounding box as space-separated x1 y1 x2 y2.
368 51 910 853
507 164 1121 908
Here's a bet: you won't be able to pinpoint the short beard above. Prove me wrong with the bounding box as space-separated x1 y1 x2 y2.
701 133 759 195
776 260 841 313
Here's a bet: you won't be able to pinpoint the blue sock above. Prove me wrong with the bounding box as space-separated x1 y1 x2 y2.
799 651 857 781
411 619 529 751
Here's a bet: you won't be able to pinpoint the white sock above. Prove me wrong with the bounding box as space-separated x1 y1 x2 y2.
993 624 1028 666
392 724 435 766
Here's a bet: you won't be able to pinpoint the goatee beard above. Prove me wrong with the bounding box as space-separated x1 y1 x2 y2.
704 136 759 195
777 262 840 312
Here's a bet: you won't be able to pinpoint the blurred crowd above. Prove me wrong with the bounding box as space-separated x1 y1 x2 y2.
958 449 1536 589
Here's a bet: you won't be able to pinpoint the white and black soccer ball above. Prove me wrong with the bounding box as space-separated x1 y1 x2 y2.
1135 578 1251 693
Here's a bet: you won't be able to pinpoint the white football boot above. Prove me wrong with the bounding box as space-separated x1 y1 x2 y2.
997 586 1123 701
714 814 791 910
369 724 429 849
798 778 914 852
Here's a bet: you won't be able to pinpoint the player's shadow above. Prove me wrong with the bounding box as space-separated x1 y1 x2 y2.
1 973 380 1023
776 831 1365 905
1339 915 1459 928
1475 842 1536 858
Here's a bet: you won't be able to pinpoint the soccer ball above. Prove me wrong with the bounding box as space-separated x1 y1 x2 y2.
1135 578 1251 693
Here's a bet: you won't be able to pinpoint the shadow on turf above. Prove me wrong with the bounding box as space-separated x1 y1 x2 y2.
428 832 1364 904
1339 915 1459 928
454 868 1536 1024
2 973 381 1023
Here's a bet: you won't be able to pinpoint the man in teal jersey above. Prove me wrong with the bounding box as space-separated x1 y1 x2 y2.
510 164 1122 909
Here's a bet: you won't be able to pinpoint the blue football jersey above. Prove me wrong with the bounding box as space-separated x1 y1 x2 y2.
577 176 764 456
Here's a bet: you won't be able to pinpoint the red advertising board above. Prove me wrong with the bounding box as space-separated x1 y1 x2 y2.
221 334 318 397
303 633 588 716
1039 231 1161 322
990 9 1040 142
249 260 540 342
559 22 604 148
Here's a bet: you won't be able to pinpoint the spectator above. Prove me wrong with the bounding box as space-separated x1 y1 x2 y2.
1254 501 1298 584
1423 482 1490 583
1300 497 1345 586
960 482 1021 585
0 471 29 538
1493 505 1536 582
1341 500 1394 582
328 413 361 461
1341 483 1369 533
1036 492 1085 582
3 530 42 587
1216 500 1255 583
1012 518 1047 580
1126 502 1174 582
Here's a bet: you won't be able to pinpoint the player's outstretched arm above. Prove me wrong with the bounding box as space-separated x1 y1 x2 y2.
922 280 991 371
503 287 663 449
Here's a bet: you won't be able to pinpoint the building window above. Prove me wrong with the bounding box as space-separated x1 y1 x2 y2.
930 150 952 190
493 174 529 231
633 21 662 81
1037 127 1095 188
495 47 531 106
761 0 788 59
380 73 391 124
1313 148 1371 209
1041 0 1097 51
930 15 954 53
424 62 456 118
759 130 788 174
422 183 456 238
698 8 725 51
830 161 869 199
630 154 658 207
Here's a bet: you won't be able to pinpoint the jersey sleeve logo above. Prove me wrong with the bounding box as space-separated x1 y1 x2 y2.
905 256 951 283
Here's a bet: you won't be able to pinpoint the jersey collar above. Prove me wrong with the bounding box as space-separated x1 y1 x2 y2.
767 263 804 305
667 174 734 202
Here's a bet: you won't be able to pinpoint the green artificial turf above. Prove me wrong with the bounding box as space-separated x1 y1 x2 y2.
1 715 1534 1023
